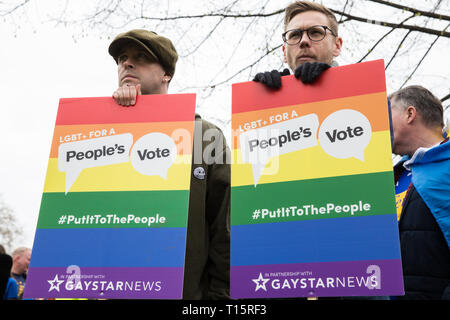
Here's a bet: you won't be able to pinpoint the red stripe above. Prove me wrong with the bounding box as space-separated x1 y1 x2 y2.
55 93 196 125
232 59 386 114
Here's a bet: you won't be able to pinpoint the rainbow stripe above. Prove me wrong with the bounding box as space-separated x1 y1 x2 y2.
230 60 404 298
24 94 195 299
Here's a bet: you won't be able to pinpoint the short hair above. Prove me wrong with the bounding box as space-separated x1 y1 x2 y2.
284 1 339 35
12 247 30 258
389 85 444 129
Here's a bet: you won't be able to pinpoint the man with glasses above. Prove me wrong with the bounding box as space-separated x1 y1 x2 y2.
254 0 393 147
253 1 343 88
252 2 392 300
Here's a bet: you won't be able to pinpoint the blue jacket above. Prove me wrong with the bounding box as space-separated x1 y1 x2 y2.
394 140 450 299
3 278 18 300
403 139 450 247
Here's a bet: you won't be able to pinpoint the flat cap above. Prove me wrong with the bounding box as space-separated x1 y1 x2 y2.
108 29 178 77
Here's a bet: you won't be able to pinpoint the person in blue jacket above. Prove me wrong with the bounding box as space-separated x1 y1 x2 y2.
1 253 18 300
390 85 450 300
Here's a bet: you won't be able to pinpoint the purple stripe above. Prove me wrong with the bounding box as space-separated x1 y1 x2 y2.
24 267 184 299
231 259 404 299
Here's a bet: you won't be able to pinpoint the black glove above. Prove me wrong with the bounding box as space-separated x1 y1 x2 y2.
294 62 330 84
253 68 290 89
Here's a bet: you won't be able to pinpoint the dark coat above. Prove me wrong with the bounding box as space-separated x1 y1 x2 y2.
395 164 450 300
182 115 230 299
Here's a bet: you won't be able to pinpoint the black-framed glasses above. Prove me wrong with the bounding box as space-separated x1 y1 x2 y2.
282 25 337 45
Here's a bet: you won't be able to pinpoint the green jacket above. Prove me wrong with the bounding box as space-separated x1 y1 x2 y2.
182 114 231 299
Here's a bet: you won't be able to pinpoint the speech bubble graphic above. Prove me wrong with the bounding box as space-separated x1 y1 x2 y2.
318 109 372 161
130 132 177 179
240 113 319 186
58 133 133 194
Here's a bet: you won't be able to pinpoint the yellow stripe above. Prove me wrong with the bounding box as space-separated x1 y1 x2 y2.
231 131 392 187
395 191 407 221
43 155 192 193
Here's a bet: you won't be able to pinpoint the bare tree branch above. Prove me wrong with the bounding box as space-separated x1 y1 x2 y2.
181 43 282 92
0 195 23 252
0 0 30 16
338 0 351 23
385 30 412 70
367 0 450 22
2 0 449 103
139 10 284 21
357 14 415 63
179 17 225 57
330 8 450 38
400 22 450 89
207 0 276 84
88 6 450 39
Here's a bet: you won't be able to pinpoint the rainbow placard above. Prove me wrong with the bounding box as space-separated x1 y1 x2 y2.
230 60 404 298
24 94 196 299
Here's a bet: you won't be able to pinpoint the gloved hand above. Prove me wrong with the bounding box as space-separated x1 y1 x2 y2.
253 68 290 89
294 62 330 84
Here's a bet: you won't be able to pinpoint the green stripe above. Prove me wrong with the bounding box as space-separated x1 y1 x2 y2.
37 190 190 229
231 171 396 226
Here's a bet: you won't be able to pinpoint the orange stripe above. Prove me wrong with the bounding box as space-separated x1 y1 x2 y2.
232 60 386 114
50 121 194 158
231 92 388 149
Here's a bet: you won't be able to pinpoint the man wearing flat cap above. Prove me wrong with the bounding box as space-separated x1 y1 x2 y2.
109 29 230 299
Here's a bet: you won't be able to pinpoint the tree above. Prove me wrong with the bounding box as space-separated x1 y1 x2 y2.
2 0 449 128
0 195 23 253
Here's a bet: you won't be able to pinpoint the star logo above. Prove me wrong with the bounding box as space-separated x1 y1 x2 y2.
252 273 269 292
48 275 64 292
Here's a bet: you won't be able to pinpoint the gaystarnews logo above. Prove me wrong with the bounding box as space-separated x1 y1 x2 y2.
251 265 382 292
46 265 163 294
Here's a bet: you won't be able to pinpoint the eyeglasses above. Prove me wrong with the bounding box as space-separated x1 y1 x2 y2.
282 25 337 45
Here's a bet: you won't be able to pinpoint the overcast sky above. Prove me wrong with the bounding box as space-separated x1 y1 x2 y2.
0 23 117 248
0 1 449 250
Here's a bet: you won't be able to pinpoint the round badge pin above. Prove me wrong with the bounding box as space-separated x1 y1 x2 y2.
193 167 206 180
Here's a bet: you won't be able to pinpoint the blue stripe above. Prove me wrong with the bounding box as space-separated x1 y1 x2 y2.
30 228 187 267
231 215 401 266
